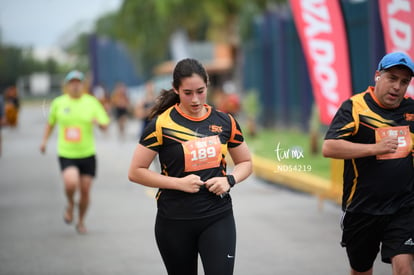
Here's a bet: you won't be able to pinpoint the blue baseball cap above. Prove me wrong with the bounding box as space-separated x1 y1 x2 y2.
64 70 84 83
377 52 414 76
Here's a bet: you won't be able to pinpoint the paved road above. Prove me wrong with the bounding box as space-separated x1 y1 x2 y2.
0 103 390 275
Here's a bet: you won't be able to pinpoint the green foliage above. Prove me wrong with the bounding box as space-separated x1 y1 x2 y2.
114 0 223 75
63 32 90 72
58 0 289 78
95 12 120 39
109 0 287 76
243 90 259 117
1 0 290 91
0 45 64 91
0 46 23 89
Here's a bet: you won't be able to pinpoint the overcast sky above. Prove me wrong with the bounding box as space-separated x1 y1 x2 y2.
0 0 122 49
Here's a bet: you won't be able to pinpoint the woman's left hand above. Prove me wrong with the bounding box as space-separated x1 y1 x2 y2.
204 177 230 197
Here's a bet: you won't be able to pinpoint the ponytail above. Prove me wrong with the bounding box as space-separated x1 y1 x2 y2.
148 89 179 119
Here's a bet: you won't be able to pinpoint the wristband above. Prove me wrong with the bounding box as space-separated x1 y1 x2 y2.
226 175 236 188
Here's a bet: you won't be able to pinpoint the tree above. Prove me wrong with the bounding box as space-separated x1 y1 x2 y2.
0 46 23 91
63 0 288 79
0 45 65 92
113 0 287 76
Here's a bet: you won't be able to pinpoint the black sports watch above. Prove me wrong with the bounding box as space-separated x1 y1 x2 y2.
226 175 236 188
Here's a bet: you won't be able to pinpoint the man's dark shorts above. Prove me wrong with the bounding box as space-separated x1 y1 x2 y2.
340 207 414 272
58 155 96 177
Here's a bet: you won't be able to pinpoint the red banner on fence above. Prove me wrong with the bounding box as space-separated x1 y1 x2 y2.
379 0 414 97
290 0 352 125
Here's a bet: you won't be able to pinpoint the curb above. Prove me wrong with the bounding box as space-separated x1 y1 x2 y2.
252 155 342 206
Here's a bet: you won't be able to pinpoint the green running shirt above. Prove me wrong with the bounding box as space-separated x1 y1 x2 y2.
48 93 110 158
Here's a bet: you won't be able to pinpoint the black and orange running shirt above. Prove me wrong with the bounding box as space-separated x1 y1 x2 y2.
140 104 244 219
325 86 414 215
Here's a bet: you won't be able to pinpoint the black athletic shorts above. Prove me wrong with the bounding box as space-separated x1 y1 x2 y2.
58 155 96 177
114 107 128 120
340 207 414 272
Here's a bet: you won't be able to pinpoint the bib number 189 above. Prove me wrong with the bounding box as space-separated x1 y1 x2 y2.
183 136 222 172
190 147 217 161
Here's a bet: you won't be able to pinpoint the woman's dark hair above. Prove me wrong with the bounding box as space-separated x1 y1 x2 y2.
148 58 209 119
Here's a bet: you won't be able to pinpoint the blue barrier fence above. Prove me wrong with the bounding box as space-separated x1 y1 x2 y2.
89 34 142 92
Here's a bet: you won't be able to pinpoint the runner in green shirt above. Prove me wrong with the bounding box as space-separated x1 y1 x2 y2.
40 70 110 234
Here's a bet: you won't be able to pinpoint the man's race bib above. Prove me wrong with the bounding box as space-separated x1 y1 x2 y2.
182 135 222 172
64 127 82 142
375 126 412 160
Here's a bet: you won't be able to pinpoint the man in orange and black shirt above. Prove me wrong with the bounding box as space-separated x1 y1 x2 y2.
323 52 414 275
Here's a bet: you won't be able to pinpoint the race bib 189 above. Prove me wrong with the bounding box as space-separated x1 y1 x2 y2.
182 135 222 172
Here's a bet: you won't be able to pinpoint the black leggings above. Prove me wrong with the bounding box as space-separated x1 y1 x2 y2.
155 209 236 275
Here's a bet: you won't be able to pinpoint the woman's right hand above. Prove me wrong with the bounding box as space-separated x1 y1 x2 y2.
179 174 204 193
